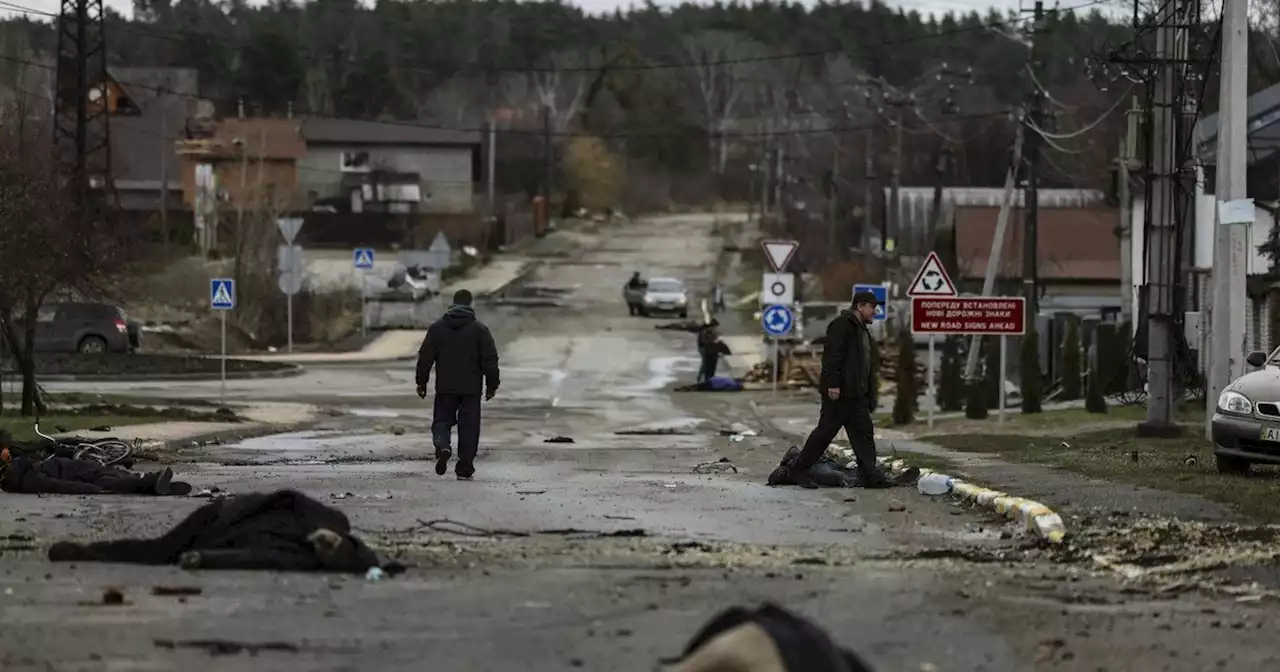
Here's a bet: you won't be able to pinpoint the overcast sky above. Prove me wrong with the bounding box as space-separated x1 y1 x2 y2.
0 0 1079 24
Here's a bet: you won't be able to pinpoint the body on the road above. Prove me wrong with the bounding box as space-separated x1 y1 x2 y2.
789 292 888 489
415 289 500 480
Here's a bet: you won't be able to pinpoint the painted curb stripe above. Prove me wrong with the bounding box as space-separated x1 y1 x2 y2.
820 448 1068 544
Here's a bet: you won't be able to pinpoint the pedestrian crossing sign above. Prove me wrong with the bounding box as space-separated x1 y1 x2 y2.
210 278 235 310
353 247 376 270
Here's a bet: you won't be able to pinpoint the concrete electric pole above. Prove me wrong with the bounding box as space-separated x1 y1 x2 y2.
1206 0 1250 435
1022 1 1045 326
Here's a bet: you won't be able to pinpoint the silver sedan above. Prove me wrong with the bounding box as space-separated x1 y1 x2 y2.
1211 348 1280 473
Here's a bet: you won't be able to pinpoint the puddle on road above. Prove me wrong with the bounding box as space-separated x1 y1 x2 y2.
230 430 352 451
346 408 405 418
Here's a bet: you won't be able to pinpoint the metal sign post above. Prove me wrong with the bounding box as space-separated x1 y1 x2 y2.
277 219 305 353
354 248 375 338
927 335 935 428
999 335 1008 423
210 278 236 405
762 304 794 398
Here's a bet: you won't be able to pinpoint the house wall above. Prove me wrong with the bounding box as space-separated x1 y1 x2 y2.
297 145 475 214
180 158 300 213
1129 165 1274 314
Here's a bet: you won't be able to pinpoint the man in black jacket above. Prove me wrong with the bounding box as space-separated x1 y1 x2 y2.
415 289 500 480
787 291 890 489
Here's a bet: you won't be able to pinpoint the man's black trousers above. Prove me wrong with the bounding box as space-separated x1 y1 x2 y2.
432 393 482 471
698 350 718 382
793 395 877 478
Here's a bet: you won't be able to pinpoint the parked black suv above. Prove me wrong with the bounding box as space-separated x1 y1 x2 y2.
29 303 141 354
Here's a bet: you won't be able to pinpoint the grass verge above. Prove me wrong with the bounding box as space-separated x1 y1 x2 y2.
1 414 174 441
878 402 1204 434
919 427 1280 522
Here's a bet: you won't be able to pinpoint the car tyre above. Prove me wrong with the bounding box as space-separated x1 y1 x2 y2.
77 336 107 355
638 307 649 317
1215 454 1251 475
679 311 688 318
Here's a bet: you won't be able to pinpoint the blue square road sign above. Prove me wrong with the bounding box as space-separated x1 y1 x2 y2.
353 247 376 270
210 278 236 310
853 284 888 321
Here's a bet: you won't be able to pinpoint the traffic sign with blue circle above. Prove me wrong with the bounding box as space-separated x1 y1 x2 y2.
853 284 888 321
762 304 794 336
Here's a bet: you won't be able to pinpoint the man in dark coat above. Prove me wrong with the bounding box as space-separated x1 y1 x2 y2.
787 291 890 489
416 289 500 480
48 490 380 573
696 319 723 382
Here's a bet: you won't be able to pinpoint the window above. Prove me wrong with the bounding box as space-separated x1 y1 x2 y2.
36 306 57 323
340 151 371 173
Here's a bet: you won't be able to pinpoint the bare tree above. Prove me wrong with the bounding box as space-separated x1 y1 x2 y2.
0 92 133 415
681 31 771 173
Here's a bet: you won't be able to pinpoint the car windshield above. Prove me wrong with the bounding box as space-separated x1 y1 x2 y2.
647 280 682 293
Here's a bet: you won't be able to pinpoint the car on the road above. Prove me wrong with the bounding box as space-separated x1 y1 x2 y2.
1211 348 1280 473
30 302 140 354
636 277 689 318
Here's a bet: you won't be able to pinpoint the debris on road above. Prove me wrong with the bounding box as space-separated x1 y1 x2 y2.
152 585 203 597
693 458 737 474
544 436 575 443
615 427 696 436
101 587 125 605
153 638 301 656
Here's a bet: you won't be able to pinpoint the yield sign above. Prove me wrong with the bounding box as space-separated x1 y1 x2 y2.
906 251 958 297
761 239 799 272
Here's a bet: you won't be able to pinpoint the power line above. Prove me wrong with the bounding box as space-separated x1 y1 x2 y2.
0 0 1115 73
0 52 1016 139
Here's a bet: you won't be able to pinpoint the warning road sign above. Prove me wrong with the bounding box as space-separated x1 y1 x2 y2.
761 239 799 273
906 251 957 297
210 278 236 310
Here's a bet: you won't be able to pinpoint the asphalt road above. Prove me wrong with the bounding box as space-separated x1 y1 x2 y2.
6 214 1280 672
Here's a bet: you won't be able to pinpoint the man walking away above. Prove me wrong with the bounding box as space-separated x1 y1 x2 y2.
712 283 726 314
415 289 500 480
787 291 890 489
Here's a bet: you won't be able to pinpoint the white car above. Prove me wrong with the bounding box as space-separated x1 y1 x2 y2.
639 277 689 318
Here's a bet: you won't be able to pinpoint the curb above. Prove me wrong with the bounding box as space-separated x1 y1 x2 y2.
35 365 305 383
825 446 1068 544
475 260 542 300
137 420 318 454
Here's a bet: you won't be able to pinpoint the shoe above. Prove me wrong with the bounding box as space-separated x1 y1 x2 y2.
435 447 452 476
154 467 173 495
860 475 893 489
169 481 193 496
456 463 475 480
790 469 820 489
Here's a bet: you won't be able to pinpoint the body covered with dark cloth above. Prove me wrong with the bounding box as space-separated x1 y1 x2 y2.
767 446 917 488
48 490 381 573
2 456 178 496
669 603 876 672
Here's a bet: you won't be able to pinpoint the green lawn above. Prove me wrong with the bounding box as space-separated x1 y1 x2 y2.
918 426 1280 522
0 414 171 442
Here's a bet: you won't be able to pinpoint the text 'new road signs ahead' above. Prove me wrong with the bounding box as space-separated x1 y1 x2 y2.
911 297 1026 335
906 251 957 297
210 278 236 310
761 239 799 273
353 247 376 270
852 284 888 322
762 272 795 306
762 304 794 337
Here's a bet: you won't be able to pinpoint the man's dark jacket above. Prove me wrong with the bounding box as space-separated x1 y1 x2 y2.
819 309 878 404
416 304 500 395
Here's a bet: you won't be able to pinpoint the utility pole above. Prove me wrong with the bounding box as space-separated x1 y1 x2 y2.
964 121 1026 380
774 119 785 219
1022 1 1045 328
157 85 169 254
487 114 496 212
887 99 908 256
1118 99 1138 326
542 106 552 201
863 106 877 253
1207 0 1249 436
828 111 842 250
1138 0 1185 437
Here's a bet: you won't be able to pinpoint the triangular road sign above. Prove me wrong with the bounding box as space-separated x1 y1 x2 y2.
906 252 957 297
277 217 303 244
761 239 799 272
354 248 374 268
429 232 452 253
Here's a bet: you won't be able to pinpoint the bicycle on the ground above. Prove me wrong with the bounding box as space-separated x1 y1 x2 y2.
33 422 136 467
